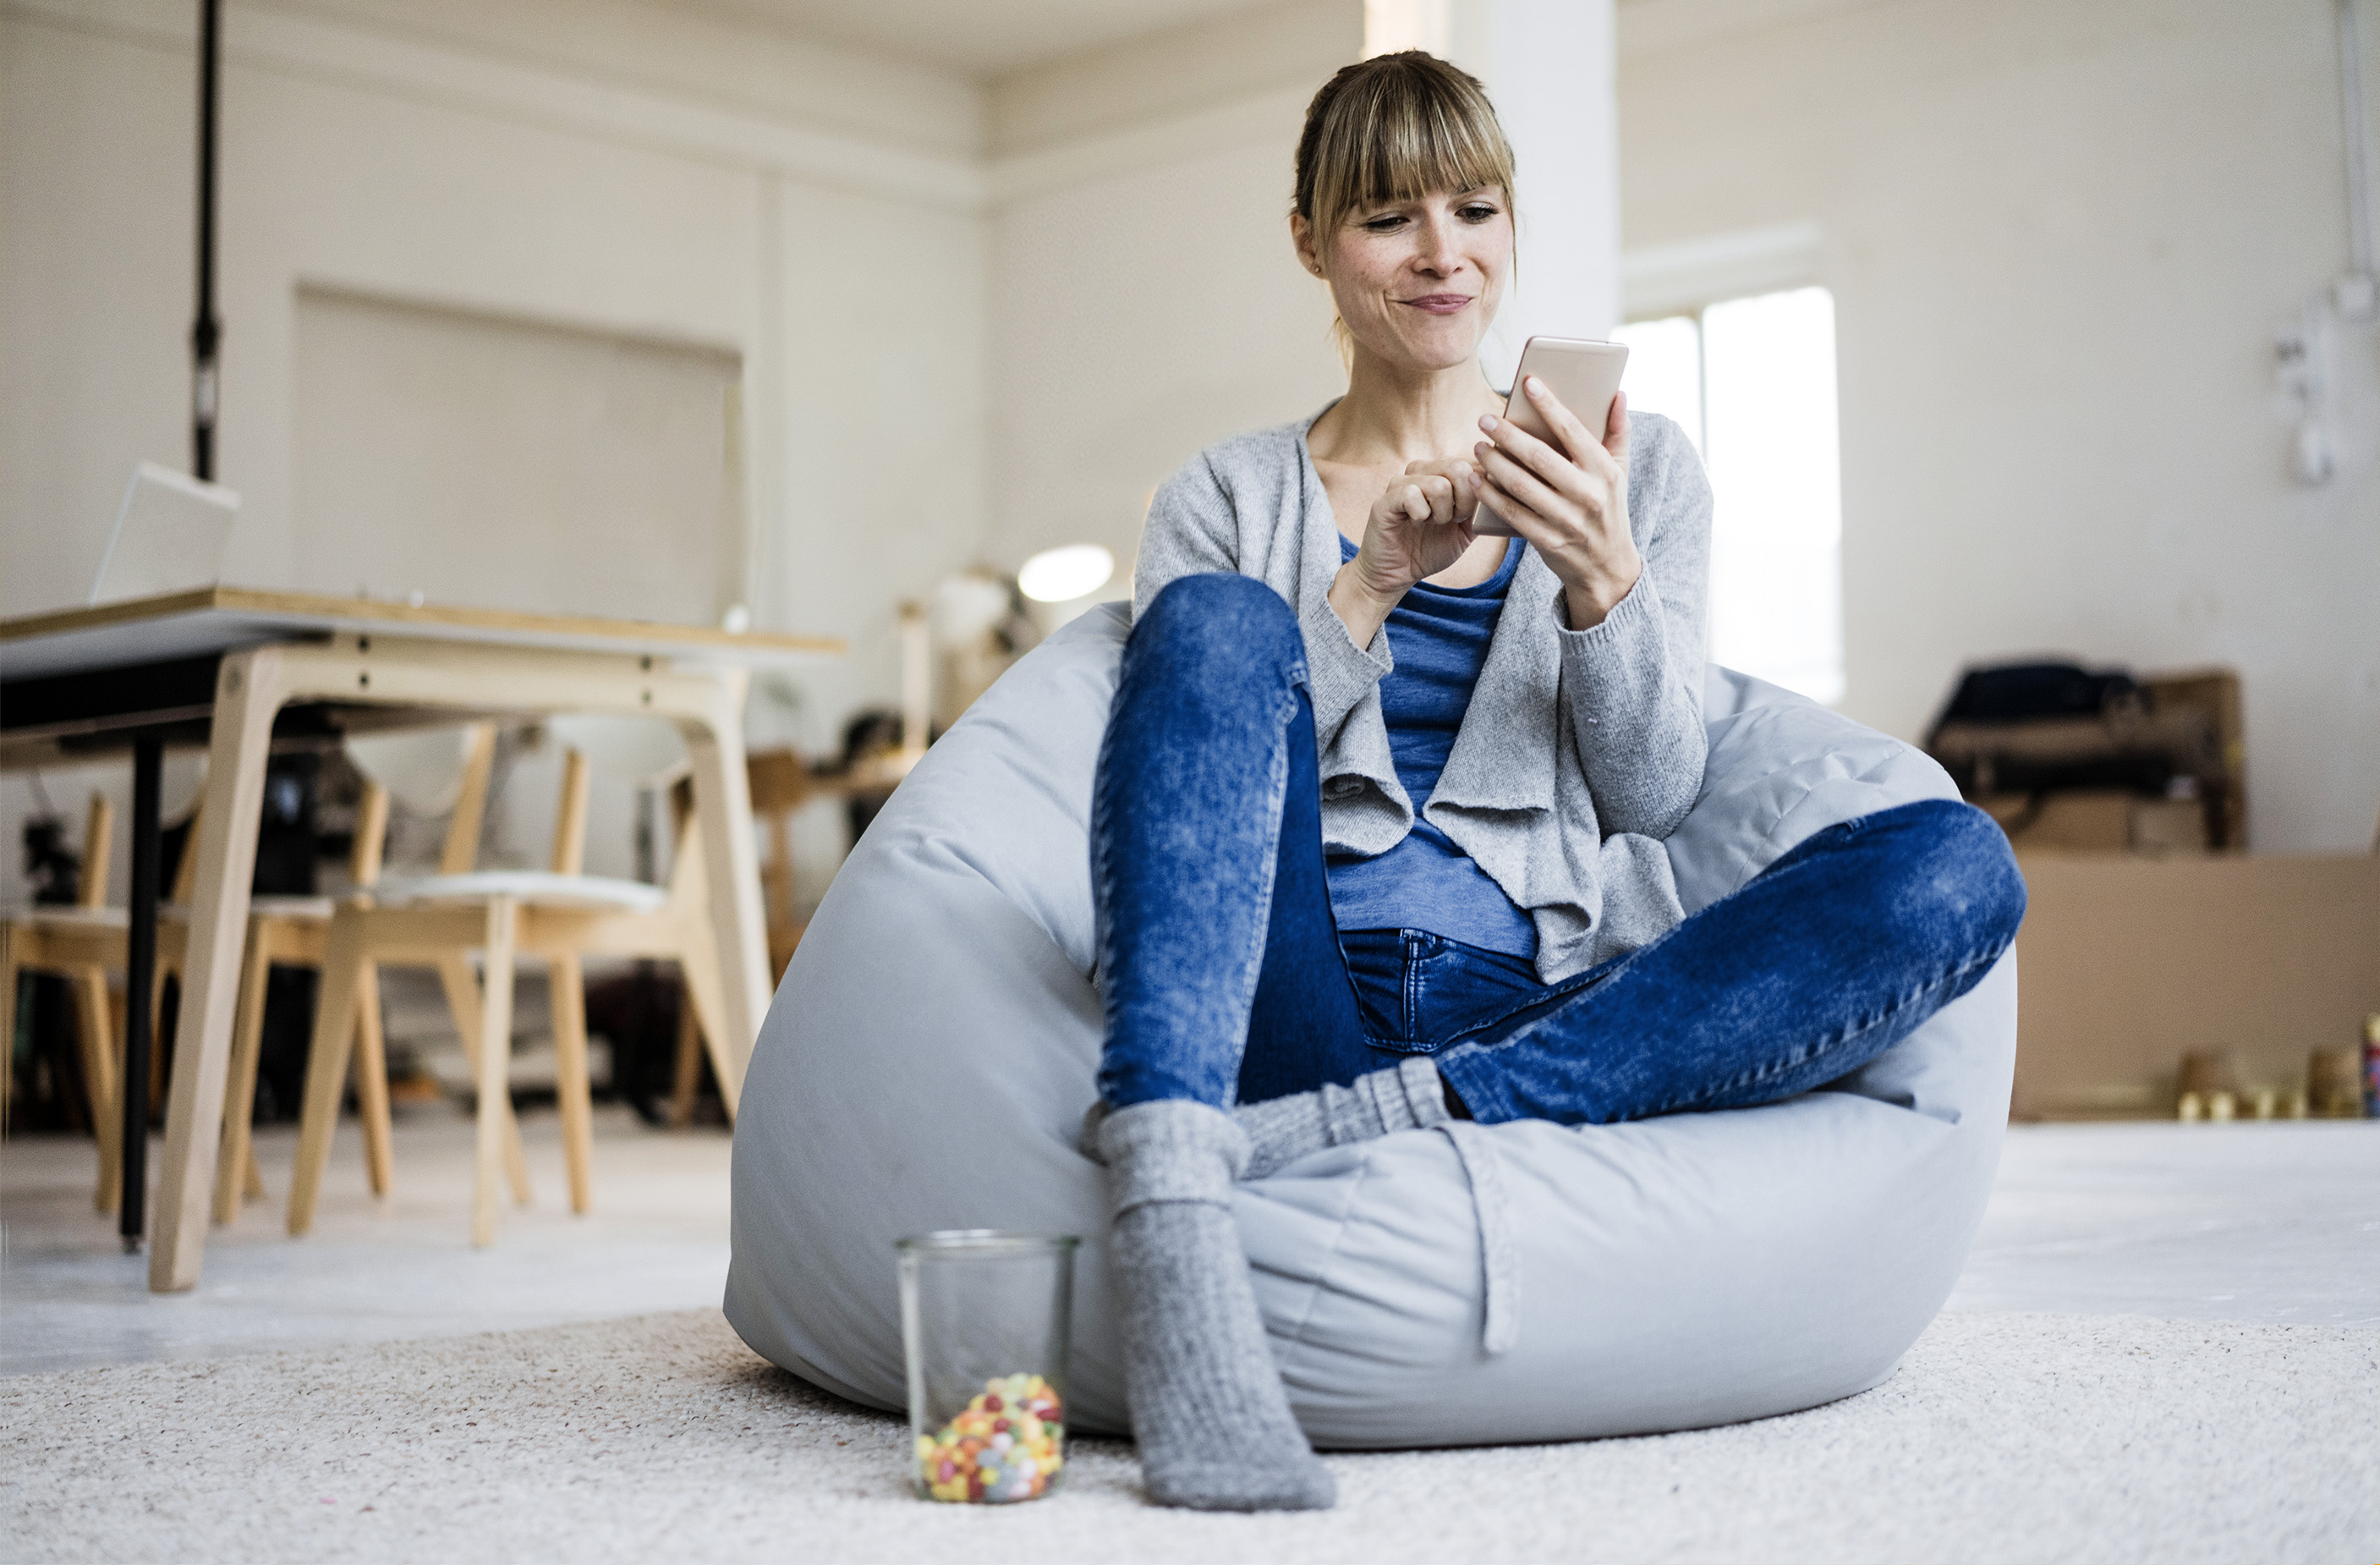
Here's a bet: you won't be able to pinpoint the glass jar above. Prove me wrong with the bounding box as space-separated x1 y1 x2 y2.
897 1230 1079 1503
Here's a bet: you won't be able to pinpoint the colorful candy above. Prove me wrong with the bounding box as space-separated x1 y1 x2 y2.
913 1373 1066 1503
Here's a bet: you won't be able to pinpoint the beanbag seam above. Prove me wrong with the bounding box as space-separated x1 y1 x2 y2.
1270 1156 1376 1376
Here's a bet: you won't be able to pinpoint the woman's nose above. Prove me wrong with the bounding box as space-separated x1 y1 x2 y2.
1413 217 1463 276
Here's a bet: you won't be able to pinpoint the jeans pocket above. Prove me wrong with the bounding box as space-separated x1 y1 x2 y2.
1411 934 1562 1053
1336 928 1412 1051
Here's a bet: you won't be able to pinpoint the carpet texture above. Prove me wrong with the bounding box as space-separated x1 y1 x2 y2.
5 1309 2372 1563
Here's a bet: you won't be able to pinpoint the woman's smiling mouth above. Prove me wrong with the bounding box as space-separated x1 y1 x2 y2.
1400 293 1474 314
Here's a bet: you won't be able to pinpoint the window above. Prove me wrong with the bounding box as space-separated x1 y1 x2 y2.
1612 286 1844 706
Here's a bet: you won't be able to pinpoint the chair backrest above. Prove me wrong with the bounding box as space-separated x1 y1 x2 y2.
544 714 687 786
343 723 498 876
154 758 392 900
540 715 688 881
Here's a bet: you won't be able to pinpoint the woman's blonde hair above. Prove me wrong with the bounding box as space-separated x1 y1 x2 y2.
1293 51 1516 245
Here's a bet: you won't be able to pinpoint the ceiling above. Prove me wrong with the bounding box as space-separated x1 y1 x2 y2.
665 0 1276 75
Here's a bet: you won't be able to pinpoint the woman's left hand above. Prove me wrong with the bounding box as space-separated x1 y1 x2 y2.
1474 378 1642 631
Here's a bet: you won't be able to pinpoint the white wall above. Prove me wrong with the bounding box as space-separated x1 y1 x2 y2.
0 0 990 887
1445 0 1626 367
1619 0 2380 851
979 0 1362 578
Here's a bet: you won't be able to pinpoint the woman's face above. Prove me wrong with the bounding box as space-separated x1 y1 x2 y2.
1297 186 1512 373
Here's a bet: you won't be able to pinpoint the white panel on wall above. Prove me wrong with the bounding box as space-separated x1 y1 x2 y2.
292 288 740 625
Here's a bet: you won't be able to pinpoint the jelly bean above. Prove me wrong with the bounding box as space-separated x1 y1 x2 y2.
916 1373 1068 1504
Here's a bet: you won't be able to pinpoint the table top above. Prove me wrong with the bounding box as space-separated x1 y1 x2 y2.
0 586 843 683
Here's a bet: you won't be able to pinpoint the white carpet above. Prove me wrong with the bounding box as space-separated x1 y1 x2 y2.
5 1309 2372 1564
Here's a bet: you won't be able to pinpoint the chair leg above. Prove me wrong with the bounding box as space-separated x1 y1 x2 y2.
548 953 594 1215
666 997 702 1131
211 933 274 1225
470 898 518 1248
437 955 531 1205
72 968 124 1215
351 964 394 1198
287 922 365 1238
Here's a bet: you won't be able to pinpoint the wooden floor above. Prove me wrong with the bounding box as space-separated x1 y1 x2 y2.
1 1101 732 1376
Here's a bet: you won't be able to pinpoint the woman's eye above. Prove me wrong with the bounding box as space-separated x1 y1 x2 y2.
1460 205 1499 222
1363 214 1407 232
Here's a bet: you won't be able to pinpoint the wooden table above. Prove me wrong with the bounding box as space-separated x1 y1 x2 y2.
0 587 839 1292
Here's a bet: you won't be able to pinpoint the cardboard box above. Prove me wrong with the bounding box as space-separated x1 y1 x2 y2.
2010 853 2380 1119
2140 667 2246 848
1932 664 2246 850
1978 791 2209 854
2127 797 2210 855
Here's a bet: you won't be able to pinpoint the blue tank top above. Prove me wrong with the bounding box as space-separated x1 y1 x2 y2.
1324 535 1538 957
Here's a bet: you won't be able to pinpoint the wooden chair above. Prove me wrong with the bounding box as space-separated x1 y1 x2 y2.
0 791 276 1213
210 722 529 1226
1 793 134 1205
0 732 514 1223
288 717 727 1246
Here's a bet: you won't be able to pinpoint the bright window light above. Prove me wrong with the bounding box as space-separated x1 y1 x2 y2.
1610 314 1703 454
1615 287 1842 706
1017 542 1115 604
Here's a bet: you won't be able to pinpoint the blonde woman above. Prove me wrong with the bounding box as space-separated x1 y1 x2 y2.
1086 52 2022 1511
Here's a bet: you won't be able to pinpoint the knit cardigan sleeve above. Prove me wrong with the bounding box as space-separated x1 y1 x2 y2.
1548 415 1713 839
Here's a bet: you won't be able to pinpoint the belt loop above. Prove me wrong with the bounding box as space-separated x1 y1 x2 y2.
1438 1122 1519 1355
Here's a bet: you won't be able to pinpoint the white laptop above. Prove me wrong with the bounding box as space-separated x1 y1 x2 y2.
89 461 240 605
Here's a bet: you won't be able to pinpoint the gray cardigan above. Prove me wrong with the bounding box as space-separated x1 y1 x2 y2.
1132 406 1714 982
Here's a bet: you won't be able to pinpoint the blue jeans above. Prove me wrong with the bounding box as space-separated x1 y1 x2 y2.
1093 574 2026 1124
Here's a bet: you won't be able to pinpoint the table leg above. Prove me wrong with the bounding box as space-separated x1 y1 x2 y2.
150 647 282 1293
120 739 162 1251
680 669 766 1118
208 920 274 1224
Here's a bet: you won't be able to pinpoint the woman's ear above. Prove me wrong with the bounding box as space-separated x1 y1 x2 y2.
1290 212 1325 279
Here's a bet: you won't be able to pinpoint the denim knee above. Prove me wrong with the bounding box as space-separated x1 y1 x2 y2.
1127 574 1303 686
1887 799 2028 956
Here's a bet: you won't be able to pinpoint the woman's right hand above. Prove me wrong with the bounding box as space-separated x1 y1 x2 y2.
1330 459 1480 645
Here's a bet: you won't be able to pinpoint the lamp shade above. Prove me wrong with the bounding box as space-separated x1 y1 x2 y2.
1017 543 1113 604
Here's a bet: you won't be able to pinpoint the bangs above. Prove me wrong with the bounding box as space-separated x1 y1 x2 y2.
1298 52 1515 234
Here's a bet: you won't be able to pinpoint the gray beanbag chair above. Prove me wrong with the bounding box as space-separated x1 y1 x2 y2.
726 602 2016 1447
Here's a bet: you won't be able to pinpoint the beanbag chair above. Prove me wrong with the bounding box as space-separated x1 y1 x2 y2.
725 603 2017 1447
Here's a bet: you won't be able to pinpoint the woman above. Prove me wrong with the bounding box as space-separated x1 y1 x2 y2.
1087 52 2023 1513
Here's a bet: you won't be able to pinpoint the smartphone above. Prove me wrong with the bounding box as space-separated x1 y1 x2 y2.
1472 336 1629 537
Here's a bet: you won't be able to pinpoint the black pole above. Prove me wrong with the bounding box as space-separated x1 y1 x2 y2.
121 739 163 1252
190 0 222 480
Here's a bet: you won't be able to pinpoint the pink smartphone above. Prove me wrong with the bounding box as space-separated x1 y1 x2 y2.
1472 336 1629 537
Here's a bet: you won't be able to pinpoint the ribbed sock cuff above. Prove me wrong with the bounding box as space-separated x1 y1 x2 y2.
1324 1057 1451 1145
1096 1098 1249 1211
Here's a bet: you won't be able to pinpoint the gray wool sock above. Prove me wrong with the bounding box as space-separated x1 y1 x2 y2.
1096 1099 1336 1513
1235 1057 1452 1180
